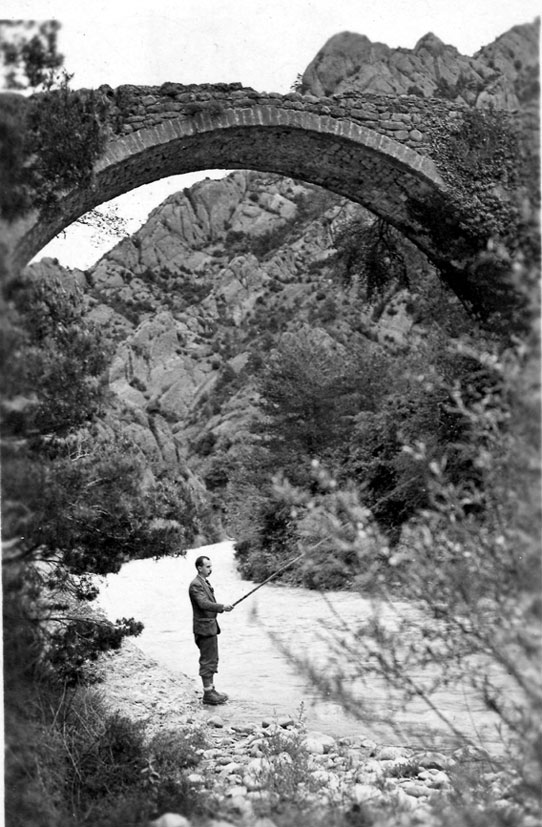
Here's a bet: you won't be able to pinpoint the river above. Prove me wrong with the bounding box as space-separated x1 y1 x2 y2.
95 541 505 753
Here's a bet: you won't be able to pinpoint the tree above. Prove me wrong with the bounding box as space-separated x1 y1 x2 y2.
0 20 63 90
270 252 541 824
1 273 195 687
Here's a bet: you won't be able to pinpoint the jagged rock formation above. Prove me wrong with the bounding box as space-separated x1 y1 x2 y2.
301 20 539 109
28 20 539 536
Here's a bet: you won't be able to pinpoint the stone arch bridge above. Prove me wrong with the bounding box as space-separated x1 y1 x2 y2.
3 82 530 301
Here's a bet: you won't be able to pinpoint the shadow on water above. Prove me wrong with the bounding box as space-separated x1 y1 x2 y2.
96 541 506 753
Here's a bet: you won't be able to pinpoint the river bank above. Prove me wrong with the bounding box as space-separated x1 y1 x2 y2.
96 544 511 748
95 637 535 827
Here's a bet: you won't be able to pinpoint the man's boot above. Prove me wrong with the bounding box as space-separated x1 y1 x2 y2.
202 688 228 705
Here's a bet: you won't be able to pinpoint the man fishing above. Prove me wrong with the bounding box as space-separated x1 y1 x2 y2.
189 550 304 705
188 555 234 705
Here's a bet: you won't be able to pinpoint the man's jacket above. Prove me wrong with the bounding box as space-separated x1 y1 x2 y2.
189 575 225 637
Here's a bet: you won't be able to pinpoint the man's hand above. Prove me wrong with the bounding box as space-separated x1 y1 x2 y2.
224 605 234 612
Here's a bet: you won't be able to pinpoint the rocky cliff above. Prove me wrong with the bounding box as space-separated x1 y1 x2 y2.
28 19 539 540
301 20 539 109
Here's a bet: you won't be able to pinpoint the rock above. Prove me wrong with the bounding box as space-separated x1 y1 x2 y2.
424 770 451 788
311 769 339 790
207 715 225 728
303 731 336 754
400 781 431 798
393 788 418 810
231 722 256 734
301 23 539 109
220 762 242 774
416 751 453 770
376 746 412 761
149 814 191 827
186 773 205 785
225 785 248 797
353 783 380 804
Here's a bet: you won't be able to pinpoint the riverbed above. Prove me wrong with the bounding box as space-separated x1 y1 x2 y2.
95 541 504 752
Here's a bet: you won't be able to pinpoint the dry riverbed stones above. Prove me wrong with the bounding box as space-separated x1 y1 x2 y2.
97 642 528 827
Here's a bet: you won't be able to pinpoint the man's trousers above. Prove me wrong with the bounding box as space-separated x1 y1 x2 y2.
195 634 219 682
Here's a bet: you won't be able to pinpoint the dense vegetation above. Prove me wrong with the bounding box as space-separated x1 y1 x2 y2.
0 27 216 825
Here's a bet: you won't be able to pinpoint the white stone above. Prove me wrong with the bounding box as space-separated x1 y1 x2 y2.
393 788 418 811
353 783 380 804
416 751 453 769
149 814 191 827
303 731 336 754
401 781 430 798
361 759 385 777
186 773 205 785
425 770 450 788
221 762 242 774
376 745 412 761
206 821 239 827
253 818 279 827
225 785 248 797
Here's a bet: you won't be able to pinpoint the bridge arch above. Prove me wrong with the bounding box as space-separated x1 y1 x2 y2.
6 88 460 277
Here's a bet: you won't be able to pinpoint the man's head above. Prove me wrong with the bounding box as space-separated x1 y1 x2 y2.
195 556 212 578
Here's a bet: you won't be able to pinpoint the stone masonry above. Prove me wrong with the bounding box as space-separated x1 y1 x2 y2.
2 83 532 277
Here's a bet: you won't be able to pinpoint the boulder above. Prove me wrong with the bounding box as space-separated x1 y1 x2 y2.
149 814 191 827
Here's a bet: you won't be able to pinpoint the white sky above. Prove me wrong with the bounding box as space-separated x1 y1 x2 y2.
2 0 539 268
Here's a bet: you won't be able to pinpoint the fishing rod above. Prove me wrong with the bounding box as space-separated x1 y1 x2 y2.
231 551 304 607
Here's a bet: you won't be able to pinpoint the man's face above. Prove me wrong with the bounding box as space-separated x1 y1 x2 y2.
199 559 212 578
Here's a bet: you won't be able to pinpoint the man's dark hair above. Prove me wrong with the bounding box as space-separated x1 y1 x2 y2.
195 555 210 570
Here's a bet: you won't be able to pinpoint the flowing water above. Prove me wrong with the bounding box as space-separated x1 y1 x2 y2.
96 541 506 753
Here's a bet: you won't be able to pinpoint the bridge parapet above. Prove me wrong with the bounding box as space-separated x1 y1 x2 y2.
100 81 530 163
1 80 536 304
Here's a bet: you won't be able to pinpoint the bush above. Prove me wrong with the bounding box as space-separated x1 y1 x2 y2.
256 722 320 804
4 674 211 827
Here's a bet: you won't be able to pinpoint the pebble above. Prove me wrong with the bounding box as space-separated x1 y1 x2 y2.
186 773 205 785
416 750 453 770
98 640 526 826
377 745 412 761
149 815 191 827
353 783 380 804
400 781 431 798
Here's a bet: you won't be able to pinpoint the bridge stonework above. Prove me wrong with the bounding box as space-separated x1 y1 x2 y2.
2 82 530 282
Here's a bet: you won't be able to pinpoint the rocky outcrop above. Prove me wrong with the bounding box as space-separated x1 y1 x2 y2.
79 168 426 494
26 20 539 537
301 20 539 109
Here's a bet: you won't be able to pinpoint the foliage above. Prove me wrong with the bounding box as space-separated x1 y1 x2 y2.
433 108 523 189
1 274 195 691
256 722 321 804
0 19 63 90
332 217 409 304
408 108 539 335
8 76 110 215
4 670 209 827
270 315 541 821
0 22 109 222
230 311 506 578
2 273 110 435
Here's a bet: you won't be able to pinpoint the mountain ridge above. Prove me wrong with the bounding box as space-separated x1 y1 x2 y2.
26 19 539 543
